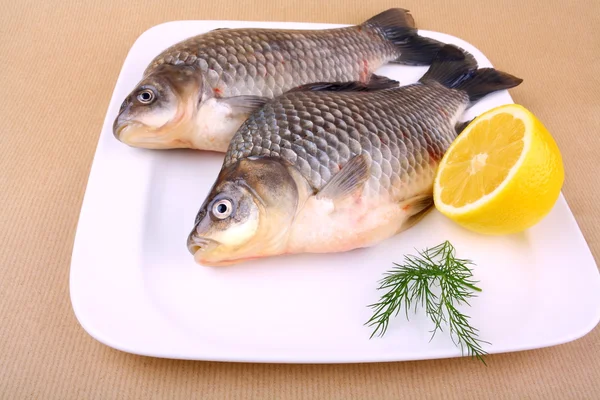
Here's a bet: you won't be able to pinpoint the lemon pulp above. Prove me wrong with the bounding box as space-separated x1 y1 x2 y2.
433 104 564 235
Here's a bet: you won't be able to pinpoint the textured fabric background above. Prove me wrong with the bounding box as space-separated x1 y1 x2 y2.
1 0 599 398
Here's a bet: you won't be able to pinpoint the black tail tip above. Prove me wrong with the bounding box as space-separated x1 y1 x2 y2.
420 44 523 102
461 69 523 101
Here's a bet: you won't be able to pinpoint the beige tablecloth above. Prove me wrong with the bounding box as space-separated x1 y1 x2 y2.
1 0 599 398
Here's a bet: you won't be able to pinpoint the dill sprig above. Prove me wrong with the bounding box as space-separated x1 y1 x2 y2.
366 241 489 363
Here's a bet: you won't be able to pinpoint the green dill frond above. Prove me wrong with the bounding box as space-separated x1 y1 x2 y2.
365 241 489 364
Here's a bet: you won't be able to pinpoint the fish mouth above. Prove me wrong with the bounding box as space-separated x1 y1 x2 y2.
187 234 219 256
113 119 127 140
113 121 144 142
187 235 250 266
115 123 186 149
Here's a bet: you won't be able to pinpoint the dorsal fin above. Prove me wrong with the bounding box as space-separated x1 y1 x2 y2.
288 75 399 93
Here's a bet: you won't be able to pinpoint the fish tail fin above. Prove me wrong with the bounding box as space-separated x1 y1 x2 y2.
419 44 523 101
362 8 446 66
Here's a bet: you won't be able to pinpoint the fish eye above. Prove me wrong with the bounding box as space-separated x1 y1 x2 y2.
136 89 155 104
212 199 233 219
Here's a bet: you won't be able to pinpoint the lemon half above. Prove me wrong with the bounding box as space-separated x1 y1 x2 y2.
433 104 564 235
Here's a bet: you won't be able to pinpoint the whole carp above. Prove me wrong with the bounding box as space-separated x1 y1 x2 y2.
113 8 445 151
186 45 522 266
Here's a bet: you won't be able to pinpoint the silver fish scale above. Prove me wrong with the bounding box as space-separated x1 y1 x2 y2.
146 28 399 98
225 83 468 201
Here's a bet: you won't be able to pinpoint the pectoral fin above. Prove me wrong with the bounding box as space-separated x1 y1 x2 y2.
219 95 270 116
455 119 474 135
316 154 370 201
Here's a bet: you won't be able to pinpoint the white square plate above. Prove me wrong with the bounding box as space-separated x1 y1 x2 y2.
70 20 600 363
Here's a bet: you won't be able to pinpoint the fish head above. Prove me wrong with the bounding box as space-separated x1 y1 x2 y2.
187 157 299 266
113 64 201 149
